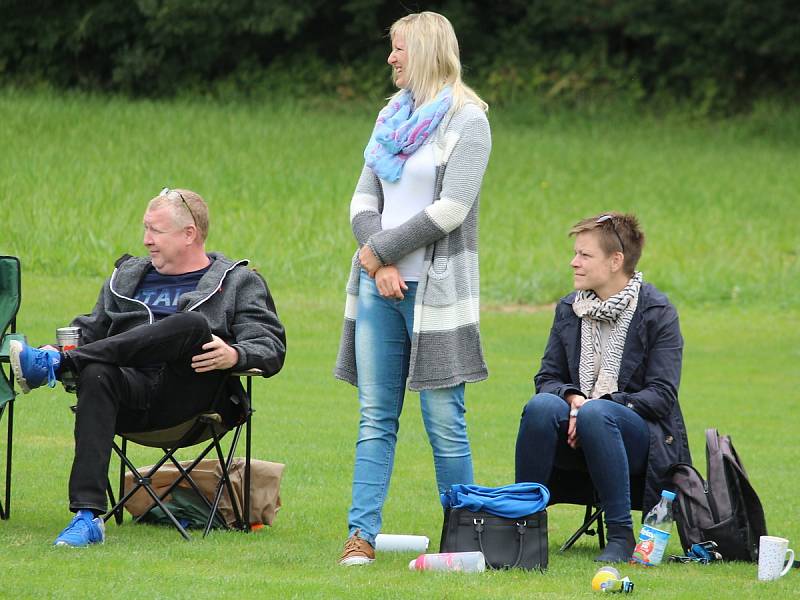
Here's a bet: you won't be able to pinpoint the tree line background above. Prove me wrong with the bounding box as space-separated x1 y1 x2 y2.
2 0 799 113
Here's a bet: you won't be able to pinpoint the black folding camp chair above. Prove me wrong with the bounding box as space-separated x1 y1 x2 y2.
0 256 24 520
548 467 645 552
103 370 261 540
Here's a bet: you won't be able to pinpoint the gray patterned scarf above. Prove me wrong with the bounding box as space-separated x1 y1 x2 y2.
573 272 643 398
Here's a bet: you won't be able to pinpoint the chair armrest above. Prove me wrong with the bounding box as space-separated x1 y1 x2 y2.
230 368 264 378
0 333 27 361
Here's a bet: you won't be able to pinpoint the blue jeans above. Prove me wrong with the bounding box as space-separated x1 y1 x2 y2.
515 393 649 527
348 271 474 545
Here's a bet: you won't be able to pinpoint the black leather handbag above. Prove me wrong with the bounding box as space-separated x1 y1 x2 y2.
439 507 548 570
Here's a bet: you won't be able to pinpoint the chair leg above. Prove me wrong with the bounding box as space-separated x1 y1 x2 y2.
106 437 126 525
560 505 605 553
244 402 252 533
203 425 244 537
105 479 119 522
202 380 254 537
0 400 12 520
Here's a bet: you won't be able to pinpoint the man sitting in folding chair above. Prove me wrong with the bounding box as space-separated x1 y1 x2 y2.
9 188 286 547
514 212 691 563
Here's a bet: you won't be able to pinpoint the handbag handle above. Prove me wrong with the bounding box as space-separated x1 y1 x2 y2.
473 517 527 569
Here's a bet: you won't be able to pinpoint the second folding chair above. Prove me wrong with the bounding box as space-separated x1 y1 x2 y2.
104 370 262 540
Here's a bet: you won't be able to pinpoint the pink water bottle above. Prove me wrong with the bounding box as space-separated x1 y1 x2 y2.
408 551 486 572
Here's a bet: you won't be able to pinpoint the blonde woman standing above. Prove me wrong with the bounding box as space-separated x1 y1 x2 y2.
334 12 491 566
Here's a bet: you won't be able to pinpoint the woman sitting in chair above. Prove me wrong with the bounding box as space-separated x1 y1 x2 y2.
515 212 691 563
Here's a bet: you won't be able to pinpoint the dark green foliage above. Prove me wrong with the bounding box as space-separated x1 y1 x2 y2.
1 0 798 111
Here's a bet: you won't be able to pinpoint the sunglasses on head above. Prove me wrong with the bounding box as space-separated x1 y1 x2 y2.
596 214 624 253
160 187 197 226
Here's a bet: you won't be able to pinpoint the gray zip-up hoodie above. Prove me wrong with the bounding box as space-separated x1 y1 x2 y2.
72 252 286 376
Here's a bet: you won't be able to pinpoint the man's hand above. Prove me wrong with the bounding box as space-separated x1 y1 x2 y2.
359 245 381 277
191 334 238 373
375 266 408 299
566 393 590 449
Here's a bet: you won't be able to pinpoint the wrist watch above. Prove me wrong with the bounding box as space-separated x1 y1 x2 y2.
569 408 579 417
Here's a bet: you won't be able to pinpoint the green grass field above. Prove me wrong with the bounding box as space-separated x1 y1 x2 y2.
0 90 799 598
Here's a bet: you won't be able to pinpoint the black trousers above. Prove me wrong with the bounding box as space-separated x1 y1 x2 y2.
66 312 228 514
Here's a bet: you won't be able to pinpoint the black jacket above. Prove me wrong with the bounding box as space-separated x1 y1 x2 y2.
535 282 691 515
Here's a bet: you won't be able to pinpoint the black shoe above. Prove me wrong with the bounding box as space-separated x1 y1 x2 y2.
595 524 635 563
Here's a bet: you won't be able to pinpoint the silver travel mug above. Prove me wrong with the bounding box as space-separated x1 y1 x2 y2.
56 326 81 351
56 326 81 392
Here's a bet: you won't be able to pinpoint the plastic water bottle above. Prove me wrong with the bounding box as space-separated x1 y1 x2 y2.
408 551 486 572
631 490 676 566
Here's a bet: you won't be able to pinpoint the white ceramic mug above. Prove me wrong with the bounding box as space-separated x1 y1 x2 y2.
758 535 795 581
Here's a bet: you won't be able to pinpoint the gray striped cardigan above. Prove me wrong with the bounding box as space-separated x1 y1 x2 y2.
334 102 491 391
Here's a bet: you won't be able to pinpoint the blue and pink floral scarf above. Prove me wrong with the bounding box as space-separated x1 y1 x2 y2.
364 86 452 182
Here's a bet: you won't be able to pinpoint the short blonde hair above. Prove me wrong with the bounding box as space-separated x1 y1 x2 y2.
389 12 487 113
147 188 209 242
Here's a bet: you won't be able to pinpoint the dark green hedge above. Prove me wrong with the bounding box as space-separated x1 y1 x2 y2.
2 0 798 111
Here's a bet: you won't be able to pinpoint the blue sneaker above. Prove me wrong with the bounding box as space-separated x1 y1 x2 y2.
9 340 61 393
54 510 105 547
